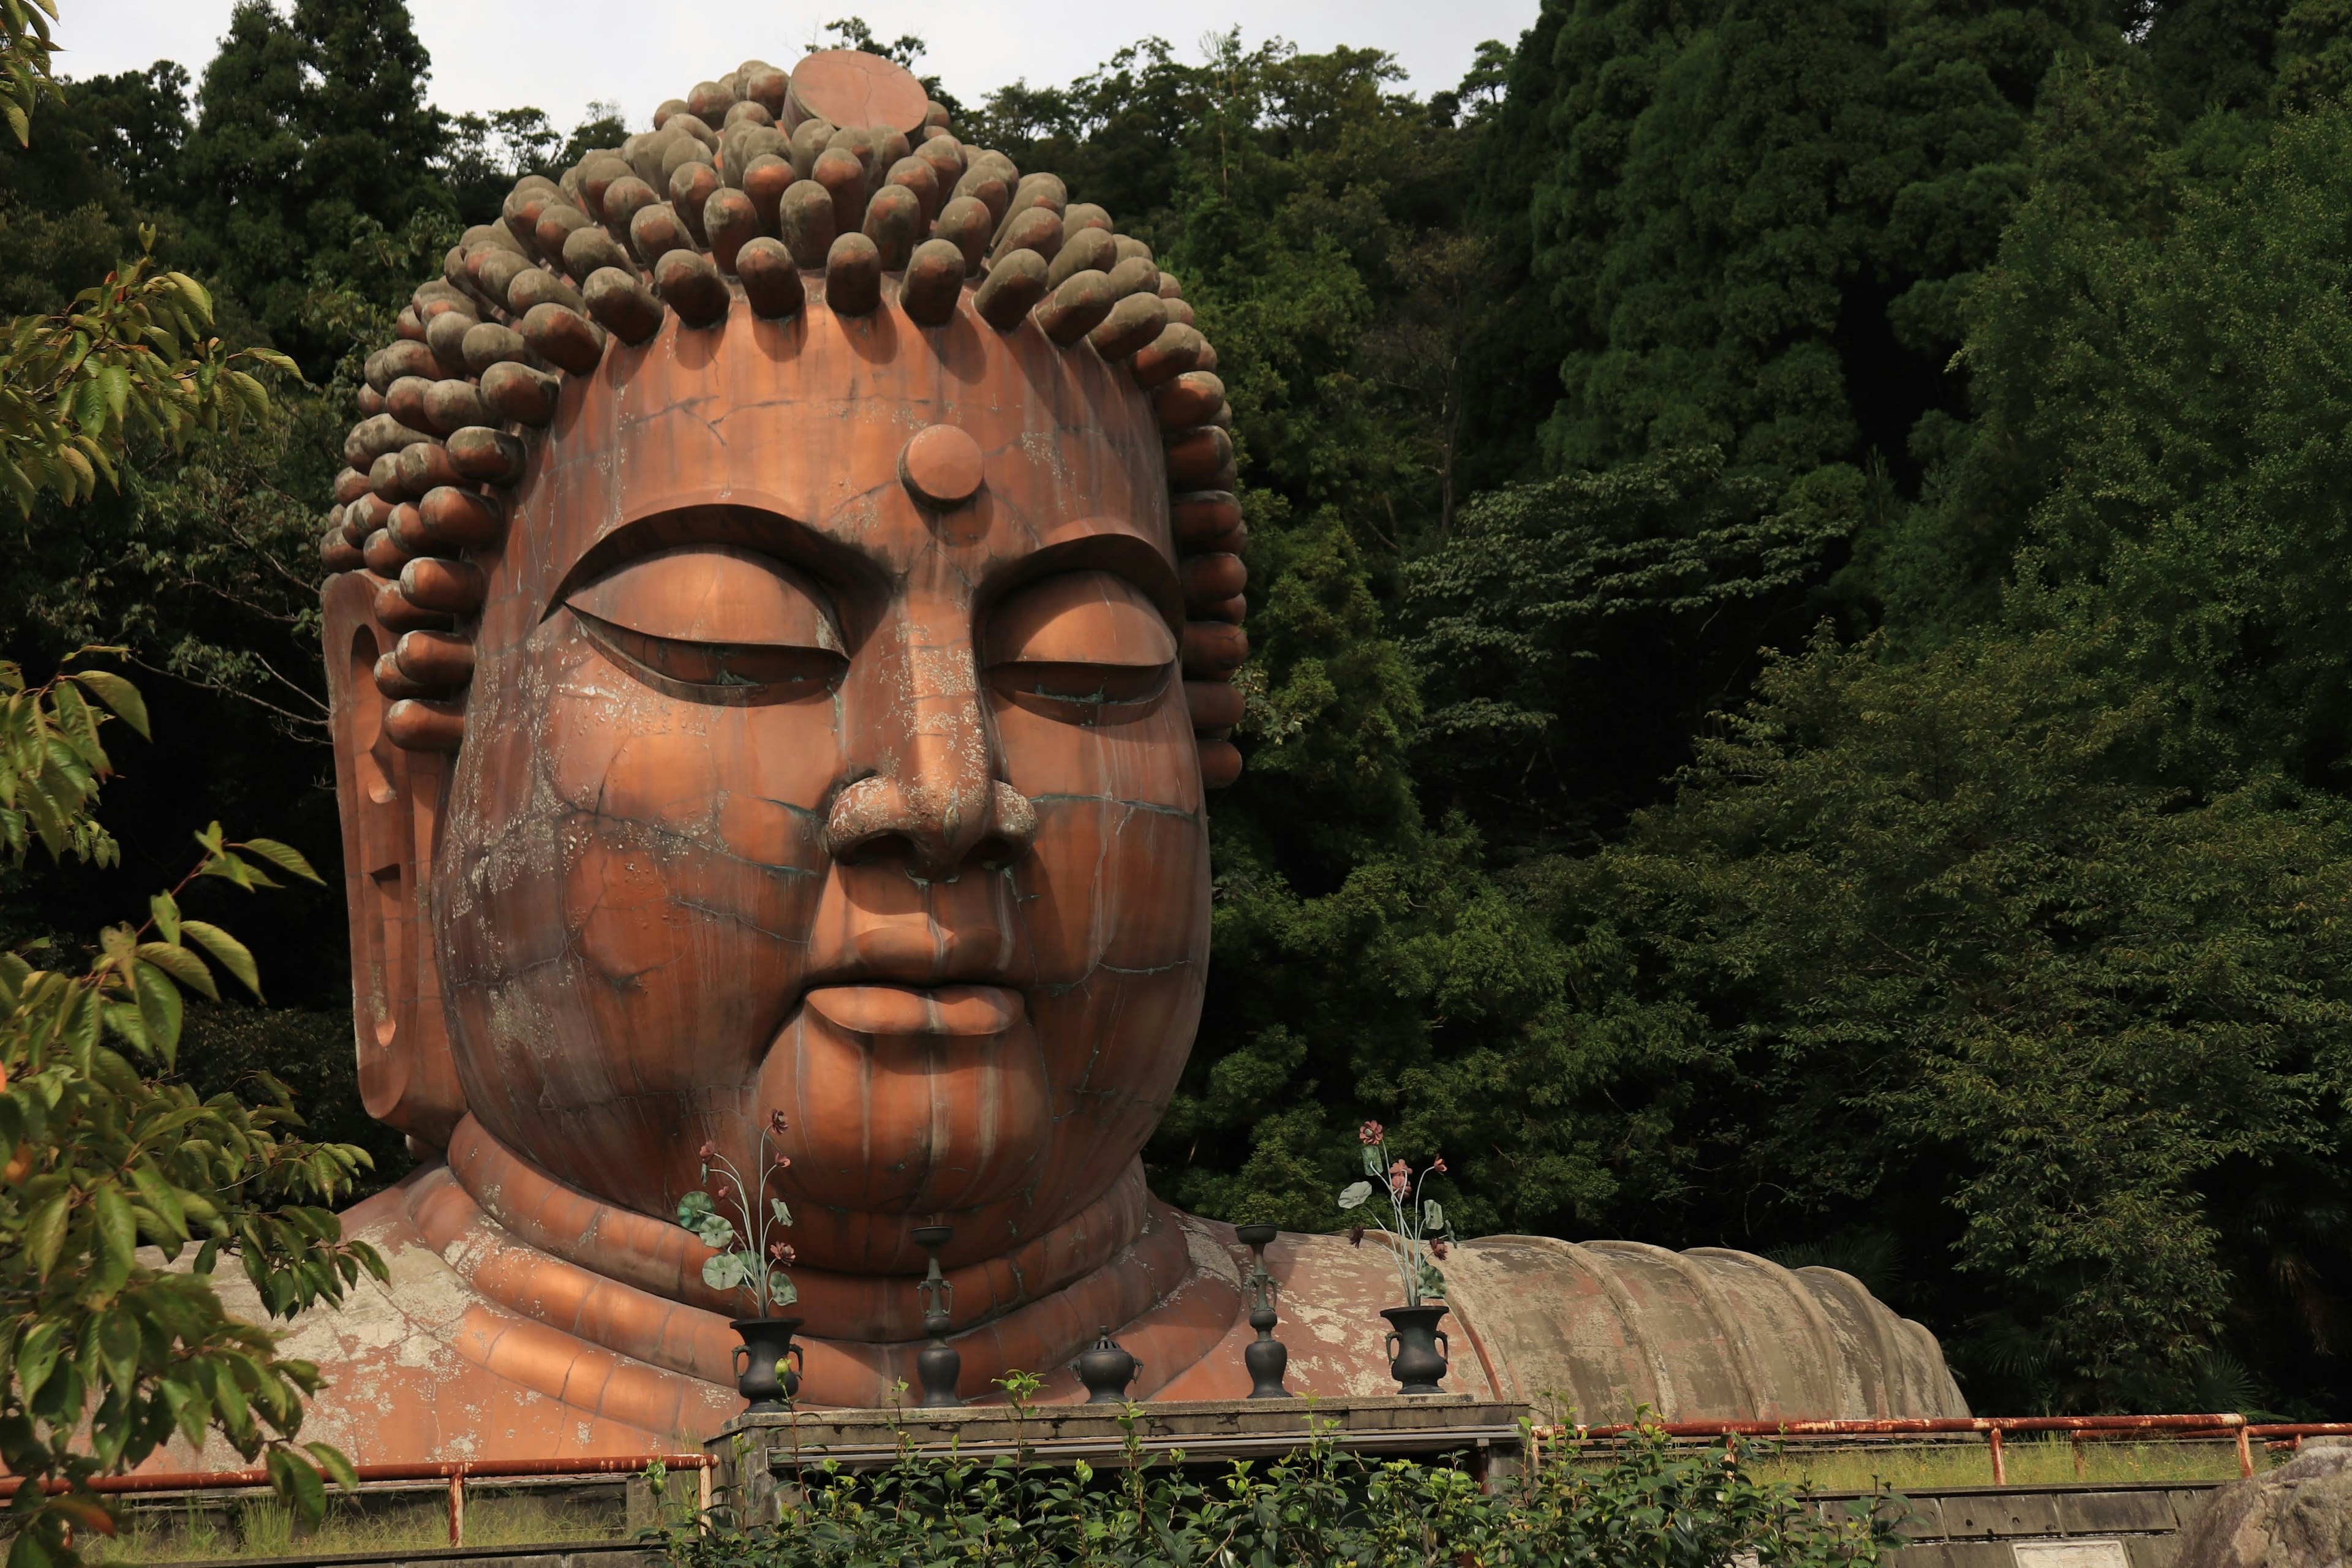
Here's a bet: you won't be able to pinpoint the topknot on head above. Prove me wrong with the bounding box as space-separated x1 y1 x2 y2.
322 48 1245 786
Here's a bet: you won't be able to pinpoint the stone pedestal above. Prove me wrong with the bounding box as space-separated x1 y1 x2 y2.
709 1396 1532 1525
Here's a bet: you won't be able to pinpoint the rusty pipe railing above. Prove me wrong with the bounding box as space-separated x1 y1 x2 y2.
2248 1422 2352 1454
8 1411 2328 1539
1531 1413 2258 1483
0 1453 716 1547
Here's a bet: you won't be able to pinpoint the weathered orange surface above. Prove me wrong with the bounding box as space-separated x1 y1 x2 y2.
252 51 1969 1468
205 1156 1961 1464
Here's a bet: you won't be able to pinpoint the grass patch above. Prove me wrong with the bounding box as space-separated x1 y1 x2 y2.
1730 1435 2264 1491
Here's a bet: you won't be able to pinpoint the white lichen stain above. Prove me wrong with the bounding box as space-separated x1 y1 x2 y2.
1179 1218 1243 1289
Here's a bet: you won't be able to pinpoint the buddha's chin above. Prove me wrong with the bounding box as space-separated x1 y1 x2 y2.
755 981 1052 1216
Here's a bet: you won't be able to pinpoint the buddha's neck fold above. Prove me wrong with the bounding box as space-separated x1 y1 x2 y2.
445 1115 1153 1340
421 1115 1204 1406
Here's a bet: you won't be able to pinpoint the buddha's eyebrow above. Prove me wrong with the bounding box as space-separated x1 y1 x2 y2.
981 516 1183 629
546 503 884 621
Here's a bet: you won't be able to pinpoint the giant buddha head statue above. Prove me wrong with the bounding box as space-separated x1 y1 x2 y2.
296 50 1980 1439
315 50 1245 1360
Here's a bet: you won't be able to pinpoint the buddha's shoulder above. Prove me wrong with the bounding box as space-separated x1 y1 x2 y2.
1195 1219 1969 1422
163 1169 729 1466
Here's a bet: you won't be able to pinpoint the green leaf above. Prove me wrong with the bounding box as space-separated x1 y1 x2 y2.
91 1177 136 1278
162 1376 207 1449
306 1442 358 1492
675 1190 715 1228
236 837 322 884
164 271 211 321
769 1270 797 1306
131 956 184 1060
15 1318 61 1400
770 1197 793 1228
149 889 179 944
1338 1181 1373 1210
23 1189 67 1278
197 848 259 890
1421 1200 1444 1230
180 920 260 999
127 1161 189 1240
694 1212 736 1249
267 1445 326 1525
701 1252 747 1290
95 1305 138 1393
138 940 217 1000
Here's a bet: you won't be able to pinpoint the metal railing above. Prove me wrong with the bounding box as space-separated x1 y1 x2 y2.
1530 1414 2352 1484
18 1412 2352 1547
0 1453 715 1547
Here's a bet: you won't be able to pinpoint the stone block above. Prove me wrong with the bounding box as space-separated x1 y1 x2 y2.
1893 1496 1951 1540
1946 1493 2064 1537
1827 1493 1945 1539
2015 1540 2132 1568
2167 1491 2220 1532
1894 1539 2020 1568
2127 1537 2182 1568
2057 1492 2177 1535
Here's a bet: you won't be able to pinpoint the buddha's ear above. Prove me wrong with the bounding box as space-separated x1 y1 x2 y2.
323 572 467 1151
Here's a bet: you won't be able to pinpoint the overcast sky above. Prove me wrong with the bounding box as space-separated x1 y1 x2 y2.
50 1 1543 138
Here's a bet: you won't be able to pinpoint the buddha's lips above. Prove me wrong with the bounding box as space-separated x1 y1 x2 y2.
770 981 1049 1213
802 982 1025 1036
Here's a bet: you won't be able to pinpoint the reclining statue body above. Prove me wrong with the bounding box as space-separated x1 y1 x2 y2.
268 50 1966 1463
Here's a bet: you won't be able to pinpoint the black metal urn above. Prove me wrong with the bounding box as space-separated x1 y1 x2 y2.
1234 1222 1293 1399
1074 1326 1140 1404
731 1316 805 1412
1380 1303 1450 1396
912 1224 962 1409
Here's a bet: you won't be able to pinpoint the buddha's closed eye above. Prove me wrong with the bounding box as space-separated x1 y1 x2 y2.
984 570 1177 722
567 545 846 704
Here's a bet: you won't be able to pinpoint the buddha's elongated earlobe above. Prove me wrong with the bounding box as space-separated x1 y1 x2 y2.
323 573 467 1151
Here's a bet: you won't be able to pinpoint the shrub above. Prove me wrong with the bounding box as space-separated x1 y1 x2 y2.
662 1416 1902 1568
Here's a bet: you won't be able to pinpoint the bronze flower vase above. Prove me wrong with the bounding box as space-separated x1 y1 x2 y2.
731 1317 805 1412
1381 1305 1450 1395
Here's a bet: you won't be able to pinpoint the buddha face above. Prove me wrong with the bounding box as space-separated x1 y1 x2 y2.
423 303 1208 1274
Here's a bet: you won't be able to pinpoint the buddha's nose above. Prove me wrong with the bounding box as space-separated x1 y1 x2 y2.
820 590 1037 880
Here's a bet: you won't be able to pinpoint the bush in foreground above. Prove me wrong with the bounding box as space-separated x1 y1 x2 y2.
663 1417 1902 1568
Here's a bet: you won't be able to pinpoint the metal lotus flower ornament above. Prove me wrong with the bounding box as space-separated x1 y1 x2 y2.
1337 1121 1456 1308
677 1110 799 1317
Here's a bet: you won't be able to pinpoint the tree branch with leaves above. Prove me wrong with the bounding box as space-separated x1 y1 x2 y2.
0 251 293 516
0 0 292 518
0 657 387 1568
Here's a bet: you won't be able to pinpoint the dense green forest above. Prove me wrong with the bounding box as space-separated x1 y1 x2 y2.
10 0 2352 1418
